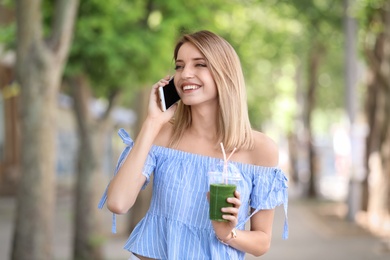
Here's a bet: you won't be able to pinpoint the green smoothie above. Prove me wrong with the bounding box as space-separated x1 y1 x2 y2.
209 183 236 222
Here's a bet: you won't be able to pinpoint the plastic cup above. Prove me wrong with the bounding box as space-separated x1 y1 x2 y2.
208 163 241 222
209 181 236 222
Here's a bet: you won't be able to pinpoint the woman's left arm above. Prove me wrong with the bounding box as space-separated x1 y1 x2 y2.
213 131 280 256
212 192 275 257
225 209 275 256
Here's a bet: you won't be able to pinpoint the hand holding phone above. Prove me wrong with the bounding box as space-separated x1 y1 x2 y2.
158 77 180 111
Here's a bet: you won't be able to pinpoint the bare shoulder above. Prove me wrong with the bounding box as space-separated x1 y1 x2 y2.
153 122 174 147
249 130 279 167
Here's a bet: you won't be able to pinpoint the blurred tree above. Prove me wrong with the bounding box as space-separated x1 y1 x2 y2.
212 1 345 198
210 3 300 130
238 0 343 197
11 1 79 259
359 0 390 239
271 0 344 198
63 0 232 258
209 2 307 185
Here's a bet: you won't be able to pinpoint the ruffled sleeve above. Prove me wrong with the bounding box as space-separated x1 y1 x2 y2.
252 168 288 239
237 167 288 239
97 128 156 233
250 168 288 210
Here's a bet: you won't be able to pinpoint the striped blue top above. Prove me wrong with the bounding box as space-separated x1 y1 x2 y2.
99 129 288 260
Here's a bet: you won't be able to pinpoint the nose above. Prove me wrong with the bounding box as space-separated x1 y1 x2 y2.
181 65 195 79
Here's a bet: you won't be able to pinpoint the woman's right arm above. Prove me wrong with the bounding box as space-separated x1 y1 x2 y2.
106 77 177 214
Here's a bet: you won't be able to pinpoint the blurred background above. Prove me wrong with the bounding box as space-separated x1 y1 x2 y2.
0 0 390 259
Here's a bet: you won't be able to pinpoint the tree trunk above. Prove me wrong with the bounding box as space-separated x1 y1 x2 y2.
69 76 103 259
287 133 299 184
304 42 325 198
12 1 78 259
69 75 120 259
363 70 379 211
290 62 305 190
363 0 390 239
378 0 390 220
12 41 59 260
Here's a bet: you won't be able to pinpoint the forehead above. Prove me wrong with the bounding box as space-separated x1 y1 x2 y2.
176 42 205 61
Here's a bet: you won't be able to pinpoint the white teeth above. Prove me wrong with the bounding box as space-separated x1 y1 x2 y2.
183 85 199 91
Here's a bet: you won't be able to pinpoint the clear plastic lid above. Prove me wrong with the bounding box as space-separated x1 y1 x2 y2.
208 161 242 186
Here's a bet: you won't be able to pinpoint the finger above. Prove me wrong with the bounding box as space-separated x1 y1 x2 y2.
227 197 241 208
221 213 238 224
166 103 178 113
153 78 170 90
161 78 170 84
221 207 239 216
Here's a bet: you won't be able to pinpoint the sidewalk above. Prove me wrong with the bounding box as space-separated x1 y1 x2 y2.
0 195 389 260
256 199 389 260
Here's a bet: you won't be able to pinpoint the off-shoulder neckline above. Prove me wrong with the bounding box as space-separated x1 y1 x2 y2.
152 144 279 170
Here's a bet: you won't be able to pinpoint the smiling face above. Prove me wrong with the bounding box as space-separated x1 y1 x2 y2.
169 30 254 151
174 42 218 108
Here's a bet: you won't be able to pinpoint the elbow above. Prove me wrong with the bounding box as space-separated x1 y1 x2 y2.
106 184 137 214
107 198 134 215
252 241 271 257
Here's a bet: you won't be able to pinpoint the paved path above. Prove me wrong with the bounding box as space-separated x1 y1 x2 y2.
253 199 389 260
0 196 389 260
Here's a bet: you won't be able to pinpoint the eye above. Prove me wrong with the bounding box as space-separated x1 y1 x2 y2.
174 64 183 70
196 63 207 67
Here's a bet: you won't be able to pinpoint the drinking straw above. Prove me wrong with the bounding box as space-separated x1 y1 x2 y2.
220 143 237 185
227 147 237 162
220 143 227 163
220 143 228 184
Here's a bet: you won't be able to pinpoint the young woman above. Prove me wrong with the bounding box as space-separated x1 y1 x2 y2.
99 30 288 260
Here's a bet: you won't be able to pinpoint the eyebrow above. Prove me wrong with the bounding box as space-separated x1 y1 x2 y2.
176 57 206 63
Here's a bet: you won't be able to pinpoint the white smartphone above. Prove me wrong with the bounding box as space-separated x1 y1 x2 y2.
158 77 180 111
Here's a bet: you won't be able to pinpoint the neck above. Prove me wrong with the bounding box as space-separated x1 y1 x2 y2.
188 104 219 142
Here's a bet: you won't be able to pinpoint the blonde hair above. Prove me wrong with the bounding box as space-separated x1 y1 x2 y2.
170 30 254 152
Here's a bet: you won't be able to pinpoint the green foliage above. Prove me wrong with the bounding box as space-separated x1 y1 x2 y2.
264 0 344 133
207 3 304 129
0 1 61 47
0 1 15 48
65 0 153 96
209 0 344 133
356 0 387 28
0 0 348 135
356 0 387 45
64 0 230 102
0 0 12 8
0 22 15 48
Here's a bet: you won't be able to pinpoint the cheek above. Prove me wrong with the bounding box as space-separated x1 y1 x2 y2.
209 82 218 97
212 88 219 98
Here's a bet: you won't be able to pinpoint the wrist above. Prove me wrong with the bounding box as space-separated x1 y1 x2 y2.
135 118 164 147
143 117 165 134
216 228 237 245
